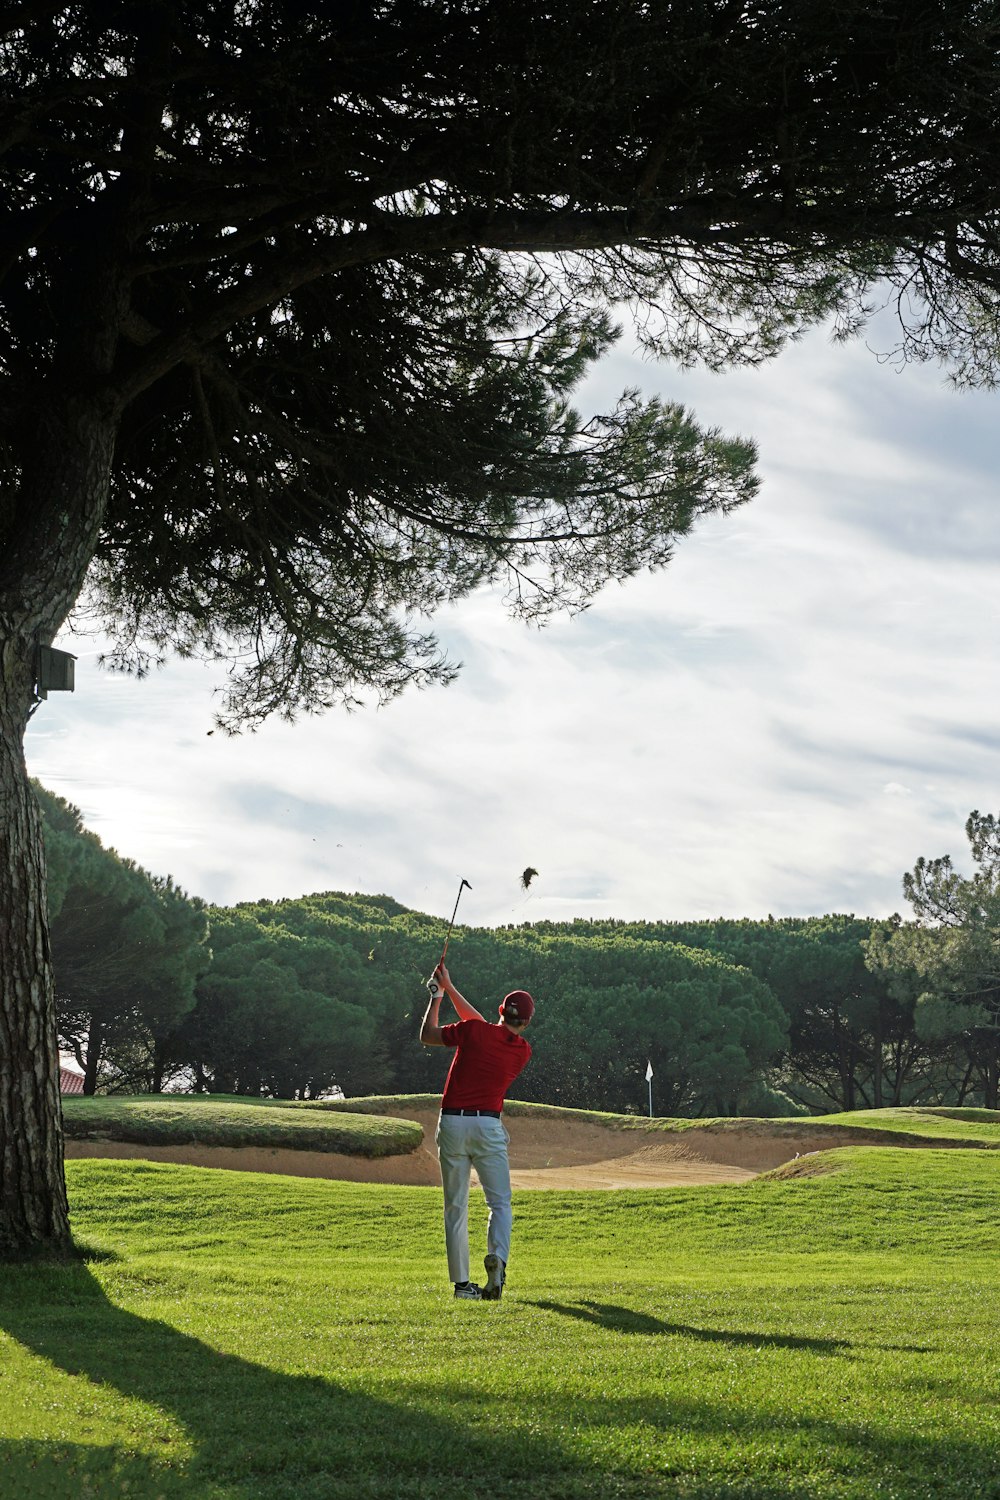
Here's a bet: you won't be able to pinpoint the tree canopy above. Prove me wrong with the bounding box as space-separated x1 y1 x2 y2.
174 892 789 1115
34 822 1000 1119
866 812 1000 1107
174 908 391 1099
4 2 1000 714
37 785 209 1093
508 915 920 1112
5 0 1000 1256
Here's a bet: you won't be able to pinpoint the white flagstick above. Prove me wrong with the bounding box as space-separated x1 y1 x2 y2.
645 1060 653 1118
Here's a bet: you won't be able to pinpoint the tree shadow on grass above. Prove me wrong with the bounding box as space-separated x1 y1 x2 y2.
0 1258 580 1500
527 1299 934 1356
0 1440 189 1500
527 1298 855 1353
0 1266 983 1500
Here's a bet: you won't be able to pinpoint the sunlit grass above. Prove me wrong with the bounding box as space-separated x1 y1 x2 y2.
2 1147 1000 1496
821 1105 1000 1144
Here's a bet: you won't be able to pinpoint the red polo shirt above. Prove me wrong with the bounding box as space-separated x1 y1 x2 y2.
440 1019 531 1112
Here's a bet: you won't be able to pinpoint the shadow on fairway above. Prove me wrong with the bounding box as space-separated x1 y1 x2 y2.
0 1267 981 1499
0 1440 188 1500
529 1298 855 1353
0 1258 576 1500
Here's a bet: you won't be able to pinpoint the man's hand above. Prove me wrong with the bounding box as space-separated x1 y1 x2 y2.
420 963 486 1040
425 961 450 1000
420 978 445 1047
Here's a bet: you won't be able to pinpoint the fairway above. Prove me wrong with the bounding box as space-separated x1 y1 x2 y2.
3 1142 1000 1498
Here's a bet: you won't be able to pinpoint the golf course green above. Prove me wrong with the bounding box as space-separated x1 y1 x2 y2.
3 1102 999 1497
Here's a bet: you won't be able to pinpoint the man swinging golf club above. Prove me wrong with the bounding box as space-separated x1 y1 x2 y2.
420 961 534 1301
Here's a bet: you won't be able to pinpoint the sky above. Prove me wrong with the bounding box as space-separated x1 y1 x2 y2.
25 313 1000 934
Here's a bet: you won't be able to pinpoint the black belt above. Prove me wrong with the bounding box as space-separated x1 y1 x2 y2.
441 1108 501 1118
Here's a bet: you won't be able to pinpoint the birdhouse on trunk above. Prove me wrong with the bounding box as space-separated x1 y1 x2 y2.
34 645 76 698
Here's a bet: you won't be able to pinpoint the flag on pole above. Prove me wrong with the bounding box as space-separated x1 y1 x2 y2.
645 1061 653 1081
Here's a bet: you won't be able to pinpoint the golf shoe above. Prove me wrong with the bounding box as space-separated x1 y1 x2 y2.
482 1254 506 1300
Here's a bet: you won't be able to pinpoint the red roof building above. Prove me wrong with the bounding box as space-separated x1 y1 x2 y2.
59 1060 85 1094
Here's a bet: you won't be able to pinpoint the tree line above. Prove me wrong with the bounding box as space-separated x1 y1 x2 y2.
41 788 1000 1117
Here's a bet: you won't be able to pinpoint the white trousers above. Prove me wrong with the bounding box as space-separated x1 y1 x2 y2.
435 1113 513 1285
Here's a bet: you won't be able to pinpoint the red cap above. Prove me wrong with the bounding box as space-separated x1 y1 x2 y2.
500 990 535 1024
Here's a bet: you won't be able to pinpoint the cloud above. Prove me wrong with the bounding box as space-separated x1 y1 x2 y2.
25 318 1000 932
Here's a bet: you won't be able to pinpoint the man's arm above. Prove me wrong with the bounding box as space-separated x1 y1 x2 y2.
436 963 486 1022
419 963 486 1046
420 982 446 1047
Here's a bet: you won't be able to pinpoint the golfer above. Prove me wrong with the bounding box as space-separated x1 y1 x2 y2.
420 961 534 1301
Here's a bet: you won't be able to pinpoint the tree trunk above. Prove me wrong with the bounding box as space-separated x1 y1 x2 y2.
0 395 120 1257
82 1017 104 1096
832 1001 856 1111
872 1005 884 1109
889 1043 904 1106
150 1036 170 1094
0 641 72 1257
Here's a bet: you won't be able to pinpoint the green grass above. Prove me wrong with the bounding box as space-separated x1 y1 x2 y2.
61 1095 421 1157
317 1091 691 1131
819 1106 1000 1145
327 1095 1000 1151
4 1146 1000 1497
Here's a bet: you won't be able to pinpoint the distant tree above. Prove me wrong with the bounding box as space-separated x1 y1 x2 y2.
222 892 425 1094
6 1 1000 1253
191 893 790 1112
174 910 388 1098
37 786 208 1093
750 917 916 1113
415 929 788 1115
865 813 1000 1107
114 877 213 1093
528 915 919 1111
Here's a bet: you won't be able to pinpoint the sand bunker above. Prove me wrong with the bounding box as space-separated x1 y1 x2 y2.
64 1108 917 1189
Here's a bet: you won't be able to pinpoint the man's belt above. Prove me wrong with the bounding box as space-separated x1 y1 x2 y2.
440 1107 501 1118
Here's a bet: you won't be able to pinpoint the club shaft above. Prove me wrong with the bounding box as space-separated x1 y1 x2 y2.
438 879 470 967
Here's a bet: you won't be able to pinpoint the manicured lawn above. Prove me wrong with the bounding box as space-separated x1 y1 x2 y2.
821 1106 1000 1145
61 1095 421 1156
3 1146 1000 1497
327 1094 1000 1150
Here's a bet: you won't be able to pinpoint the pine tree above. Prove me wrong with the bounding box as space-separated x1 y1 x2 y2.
3 1 1000 1254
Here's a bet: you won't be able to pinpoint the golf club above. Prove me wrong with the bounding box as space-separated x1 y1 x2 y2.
427 878 471 997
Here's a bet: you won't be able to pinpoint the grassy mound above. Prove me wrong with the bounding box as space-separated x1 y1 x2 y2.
322 1095 1000 1151
316 1093 682 1127
62 1096 421 1158
3 1148 1000 1497
304 1091 444 1114
820 1105 1000 1145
